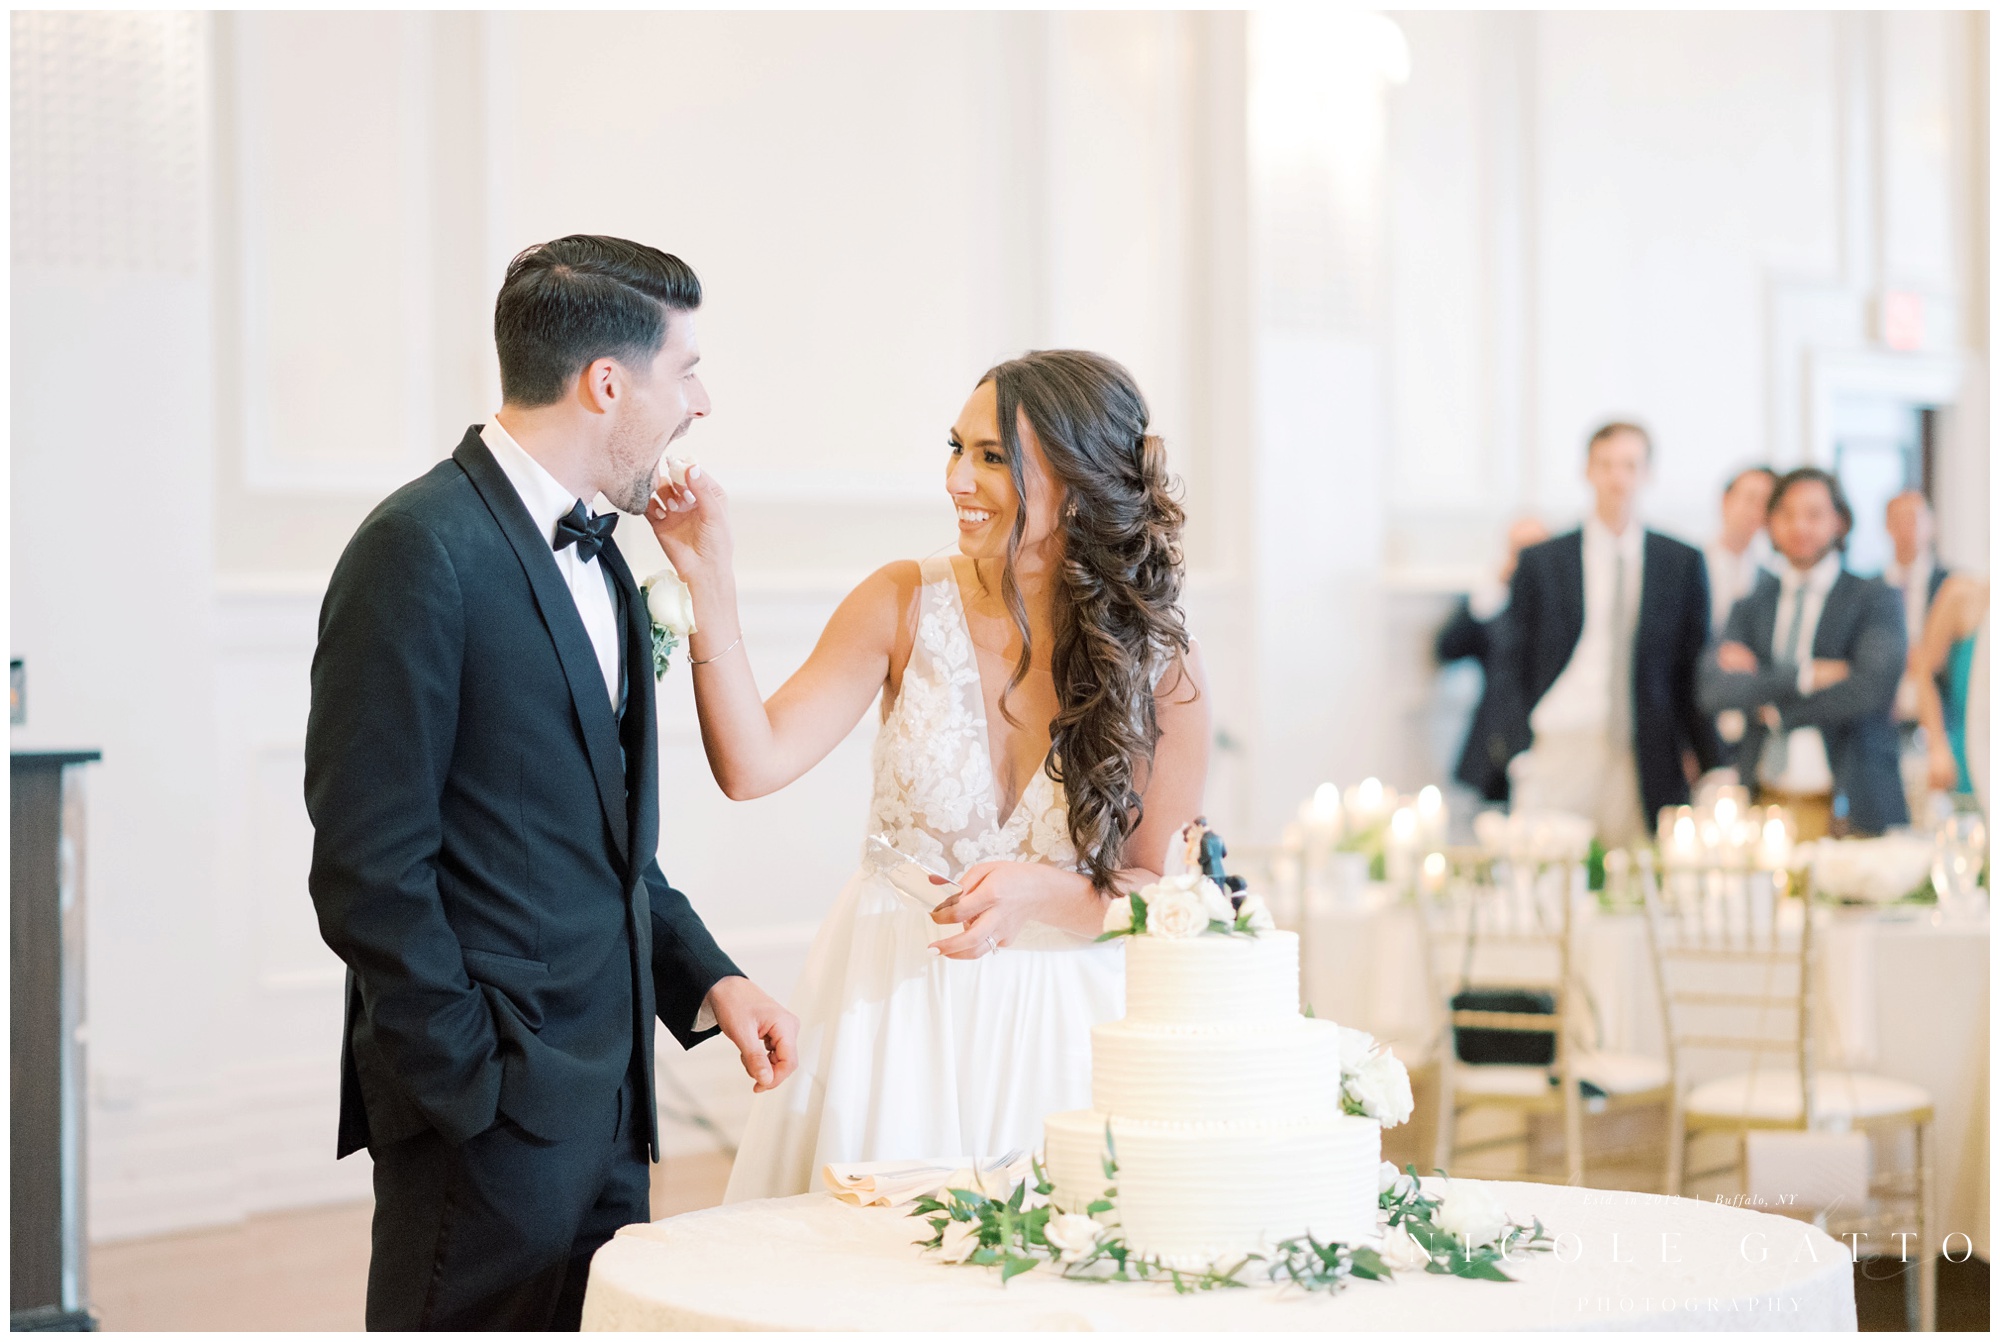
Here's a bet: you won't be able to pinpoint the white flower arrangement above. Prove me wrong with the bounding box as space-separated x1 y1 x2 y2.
1098 873 1269 942
641 562 698 678
1337 1027 1414 1127
913 1145 1553 1292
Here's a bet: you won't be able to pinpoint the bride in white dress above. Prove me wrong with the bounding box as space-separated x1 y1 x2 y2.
645 350 1209 1200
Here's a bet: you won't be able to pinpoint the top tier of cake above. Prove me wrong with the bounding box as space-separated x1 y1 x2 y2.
1123 929 1301 1028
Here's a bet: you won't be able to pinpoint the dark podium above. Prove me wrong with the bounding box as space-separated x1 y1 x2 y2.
11 750 100 1331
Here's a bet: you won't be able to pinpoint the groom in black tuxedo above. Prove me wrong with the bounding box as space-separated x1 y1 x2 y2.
306 235 797 1330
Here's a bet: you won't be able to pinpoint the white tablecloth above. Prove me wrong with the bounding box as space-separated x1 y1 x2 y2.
1299 893 1989 1255
581 1183 1855 1331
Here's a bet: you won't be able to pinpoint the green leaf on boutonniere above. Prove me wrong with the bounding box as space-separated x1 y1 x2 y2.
650 624 679 679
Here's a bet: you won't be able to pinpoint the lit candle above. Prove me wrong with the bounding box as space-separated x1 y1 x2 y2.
1354 776 1385 822
1420 850 1448 894
1667 808 1700 870
1416 784 1445 844
1756 814 1792 872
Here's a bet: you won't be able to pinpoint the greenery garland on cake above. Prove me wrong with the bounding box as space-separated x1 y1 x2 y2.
911 1140 1553 1294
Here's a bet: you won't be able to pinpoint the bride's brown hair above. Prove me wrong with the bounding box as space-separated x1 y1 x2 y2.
982 350 1191 891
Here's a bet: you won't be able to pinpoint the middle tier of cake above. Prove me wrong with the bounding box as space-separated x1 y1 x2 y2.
1090 1016 1343 1123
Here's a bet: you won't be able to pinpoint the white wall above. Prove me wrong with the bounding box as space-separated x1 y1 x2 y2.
10 10 1984 1240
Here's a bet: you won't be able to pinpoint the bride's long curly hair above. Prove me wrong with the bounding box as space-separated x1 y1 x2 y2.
982 350 1192 891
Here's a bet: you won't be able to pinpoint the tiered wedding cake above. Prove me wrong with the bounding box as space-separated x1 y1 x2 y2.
1042 848 1388 1270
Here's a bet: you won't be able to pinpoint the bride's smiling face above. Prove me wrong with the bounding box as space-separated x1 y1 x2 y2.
947 379 1064 564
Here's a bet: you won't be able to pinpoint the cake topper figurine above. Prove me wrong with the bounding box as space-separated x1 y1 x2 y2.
1180 816 1248 903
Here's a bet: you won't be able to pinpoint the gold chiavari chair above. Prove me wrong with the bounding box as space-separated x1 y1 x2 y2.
1641 873 1937 1330
1419 850 1673 1188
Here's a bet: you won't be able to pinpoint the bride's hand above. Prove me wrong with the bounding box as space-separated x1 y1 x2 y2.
646 461 733 583
928 862 1095 959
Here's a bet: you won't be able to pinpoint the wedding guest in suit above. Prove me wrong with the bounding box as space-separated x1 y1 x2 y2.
1703 466 1777 637
1882 489 1952 729
1506 422 1717 847
1435 516 1547 803
1699 467 1908 838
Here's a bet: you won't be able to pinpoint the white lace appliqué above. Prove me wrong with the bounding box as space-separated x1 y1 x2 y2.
866 559 1080 880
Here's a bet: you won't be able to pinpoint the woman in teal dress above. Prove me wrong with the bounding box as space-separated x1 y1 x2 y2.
1913 574 1990 806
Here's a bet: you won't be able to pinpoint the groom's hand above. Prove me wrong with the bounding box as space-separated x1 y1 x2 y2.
705 975 798 1093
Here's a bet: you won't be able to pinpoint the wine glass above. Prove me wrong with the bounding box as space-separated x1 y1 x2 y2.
1930 812 1988 922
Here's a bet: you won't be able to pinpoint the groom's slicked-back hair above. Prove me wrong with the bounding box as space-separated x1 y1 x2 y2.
494 235 701 407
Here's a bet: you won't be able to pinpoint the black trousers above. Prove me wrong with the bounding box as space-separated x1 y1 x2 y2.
365 1072 650 1331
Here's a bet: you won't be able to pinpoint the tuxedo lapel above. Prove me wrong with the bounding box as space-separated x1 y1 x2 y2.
599 541 659 876
453 429 631 866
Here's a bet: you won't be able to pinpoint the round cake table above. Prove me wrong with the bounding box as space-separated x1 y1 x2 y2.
582 1181 1856 1331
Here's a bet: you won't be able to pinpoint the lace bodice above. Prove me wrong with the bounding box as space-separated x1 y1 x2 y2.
867 557 1080 879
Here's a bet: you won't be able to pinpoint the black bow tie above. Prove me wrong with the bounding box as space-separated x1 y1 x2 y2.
554 501 617 564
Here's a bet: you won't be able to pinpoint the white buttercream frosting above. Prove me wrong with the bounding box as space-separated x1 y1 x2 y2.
1120 930 1301 1027
1046 923 1386 1270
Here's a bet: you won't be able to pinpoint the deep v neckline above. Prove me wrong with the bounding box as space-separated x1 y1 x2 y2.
943 560 1054 831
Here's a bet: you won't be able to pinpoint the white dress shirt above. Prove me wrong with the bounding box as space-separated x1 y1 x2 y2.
481 419 624 711
1704 532 1774 636
1530 516 1645 736
1758 550 1842 795
1883 553 1935 646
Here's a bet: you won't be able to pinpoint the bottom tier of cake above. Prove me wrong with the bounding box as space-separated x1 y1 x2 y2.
1043 1108 1382 1270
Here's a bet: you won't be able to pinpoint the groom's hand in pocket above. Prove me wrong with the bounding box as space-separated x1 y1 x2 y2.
705 976 799 1093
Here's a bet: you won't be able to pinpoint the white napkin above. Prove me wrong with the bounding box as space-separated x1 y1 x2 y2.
822 1153 1032 1208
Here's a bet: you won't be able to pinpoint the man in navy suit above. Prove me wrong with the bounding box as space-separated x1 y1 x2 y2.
307 237 799 1329
1505 422 1717 846
1699 468 1907 837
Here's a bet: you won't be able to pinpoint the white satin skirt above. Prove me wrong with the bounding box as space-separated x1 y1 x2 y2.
722 867 1125 1203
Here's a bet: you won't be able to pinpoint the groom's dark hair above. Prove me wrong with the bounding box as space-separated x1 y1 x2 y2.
494 235 701 407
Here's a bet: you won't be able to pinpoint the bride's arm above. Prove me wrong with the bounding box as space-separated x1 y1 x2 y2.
930 641 1211 955
648 468 912 800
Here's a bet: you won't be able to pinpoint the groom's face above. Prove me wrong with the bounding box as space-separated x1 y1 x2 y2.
603 312 709 513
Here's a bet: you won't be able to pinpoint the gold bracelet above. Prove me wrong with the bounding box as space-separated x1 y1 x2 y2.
688 635 743 667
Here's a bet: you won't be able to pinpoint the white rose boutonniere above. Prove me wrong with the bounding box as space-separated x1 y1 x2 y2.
1145 882 1210 939
642 563 698 678
1434 1179 1511 1250
1043 1212 1105 1263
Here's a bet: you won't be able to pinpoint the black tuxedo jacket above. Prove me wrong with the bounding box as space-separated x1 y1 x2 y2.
1507 529 1720 826
1698 568 1909 834
306 427 740 1160
1435 599 1532 802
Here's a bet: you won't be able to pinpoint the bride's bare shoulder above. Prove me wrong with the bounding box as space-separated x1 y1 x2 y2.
823 561 927 656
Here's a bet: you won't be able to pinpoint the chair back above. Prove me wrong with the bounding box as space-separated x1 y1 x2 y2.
1639 866 1815 1128
1417 850 1582 1076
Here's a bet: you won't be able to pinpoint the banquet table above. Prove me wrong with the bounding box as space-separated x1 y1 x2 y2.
1297 890 1990 1255
581 1182 1855 1331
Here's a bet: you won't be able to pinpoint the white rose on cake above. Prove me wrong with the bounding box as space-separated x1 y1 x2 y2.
1379 1160 1416 1200
1434 1179 1511 1250
1043 1212 1105 1263
1142 874 1215 940
1348 1050 1415 1127
1234 892 1276 932
1102 895 1134 936
1199 880 1237 926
